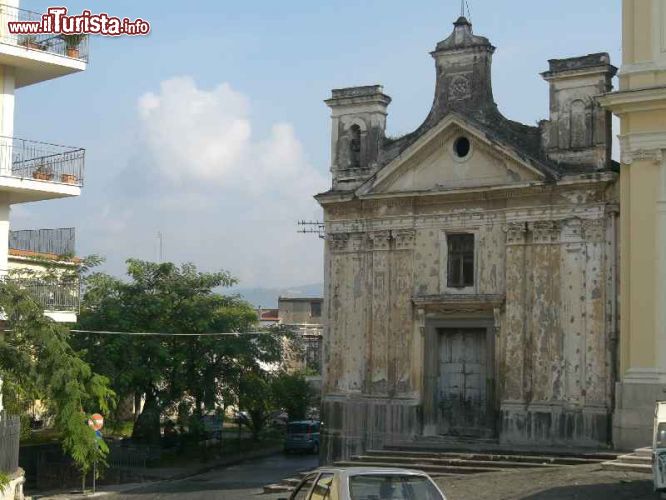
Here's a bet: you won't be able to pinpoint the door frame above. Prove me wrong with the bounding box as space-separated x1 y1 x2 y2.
422 318 497 438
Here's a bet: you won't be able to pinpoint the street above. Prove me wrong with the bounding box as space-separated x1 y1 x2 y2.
111 453 317 500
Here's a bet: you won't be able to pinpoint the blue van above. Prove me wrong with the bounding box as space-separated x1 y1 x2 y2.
284 420 320 454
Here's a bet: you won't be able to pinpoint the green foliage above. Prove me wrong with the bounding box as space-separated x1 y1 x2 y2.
271 372 314 421
0 282 115 477
74 260 286 443
0 472 8 492
239 373 272 440
59 33 86 48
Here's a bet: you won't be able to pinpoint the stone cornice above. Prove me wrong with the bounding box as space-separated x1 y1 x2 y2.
318 172 617 209
412 294 505 310
618 132 666 165
599 86 666 114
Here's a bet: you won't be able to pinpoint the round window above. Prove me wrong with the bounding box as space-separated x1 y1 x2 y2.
454 137 471 159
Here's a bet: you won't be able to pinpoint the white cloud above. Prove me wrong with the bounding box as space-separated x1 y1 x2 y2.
91 76 329 288
136 77 326 199
12 77 328 291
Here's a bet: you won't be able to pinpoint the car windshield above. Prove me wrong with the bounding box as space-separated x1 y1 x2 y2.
657 423 666 448
349 474 444 500
288 423 310 434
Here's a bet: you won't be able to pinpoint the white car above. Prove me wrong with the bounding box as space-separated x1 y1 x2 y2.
280 467 447 500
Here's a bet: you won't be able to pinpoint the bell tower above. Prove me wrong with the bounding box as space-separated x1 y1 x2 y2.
600 0 666 450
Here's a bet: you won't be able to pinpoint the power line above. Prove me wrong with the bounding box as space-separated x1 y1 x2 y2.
68 329 276 337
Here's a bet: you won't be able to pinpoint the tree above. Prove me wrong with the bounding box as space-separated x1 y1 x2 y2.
238 372 272 441
74 260 285 443
271 372 314 421
0 282 115 479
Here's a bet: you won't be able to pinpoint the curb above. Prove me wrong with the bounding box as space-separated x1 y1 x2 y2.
32 446 283 499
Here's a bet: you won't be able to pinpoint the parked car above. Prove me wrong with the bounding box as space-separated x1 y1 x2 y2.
270 410 289 428
280 467 447 500
232 410 249 425
284 420 320 454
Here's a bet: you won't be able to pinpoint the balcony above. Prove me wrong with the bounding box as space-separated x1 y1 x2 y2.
0 137 84 203
9 227 76 256
2 276 80 317
0 4 88 87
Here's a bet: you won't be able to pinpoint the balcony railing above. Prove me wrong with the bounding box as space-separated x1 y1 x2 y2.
2 277 80 312
0 4 89 62
0 136 85 186
10 227 76 256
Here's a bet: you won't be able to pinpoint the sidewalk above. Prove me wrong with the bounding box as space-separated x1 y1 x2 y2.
32 445 283 499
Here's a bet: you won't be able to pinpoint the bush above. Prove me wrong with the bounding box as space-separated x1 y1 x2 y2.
271 372 313 421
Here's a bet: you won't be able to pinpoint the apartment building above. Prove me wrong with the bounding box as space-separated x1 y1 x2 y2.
0 3 88 498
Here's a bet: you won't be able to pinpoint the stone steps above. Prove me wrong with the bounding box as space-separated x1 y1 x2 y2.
349 454 563 470
363 449 608 466
263 471 312 494
601 447 653 474
385 442 620 461
333 459 501 475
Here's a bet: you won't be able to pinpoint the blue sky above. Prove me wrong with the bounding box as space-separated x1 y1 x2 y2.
12 0 622 288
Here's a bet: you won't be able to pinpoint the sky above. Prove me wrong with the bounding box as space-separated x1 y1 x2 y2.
11 0 622 289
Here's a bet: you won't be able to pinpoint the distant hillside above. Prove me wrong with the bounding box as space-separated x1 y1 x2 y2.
230 283 324 308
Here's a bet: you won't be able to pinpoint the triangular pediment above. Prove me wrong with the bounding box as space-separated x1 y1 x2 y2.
358 114 549 197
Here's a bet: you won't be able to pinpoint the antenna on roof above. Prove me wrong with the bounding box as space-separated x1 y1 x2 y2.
460 0 465 17
298 220 325 239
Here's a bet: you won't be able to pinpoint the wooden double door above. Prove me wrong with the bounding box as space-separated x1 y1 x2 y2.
437 327 495 438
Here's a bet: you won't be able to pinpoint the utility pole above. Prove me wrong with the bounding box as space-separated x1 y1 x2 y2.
157 231 164 262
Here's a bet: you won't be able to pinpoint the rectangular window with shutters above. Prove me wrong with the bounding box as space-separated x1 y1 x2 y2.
447 233 475 288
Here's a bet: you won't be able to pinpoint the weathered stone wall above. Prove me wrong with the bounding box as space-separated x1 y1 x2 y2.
320 183 618 461
278 298 323 325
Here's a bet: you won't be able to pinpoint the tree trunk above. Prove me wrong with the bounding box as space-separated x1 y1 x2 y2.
131 391 161 445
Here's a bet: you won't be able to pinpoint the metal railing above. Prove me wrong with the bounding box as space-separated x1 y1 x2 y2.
2 277 80 312
303 334 322 374
0 412 20 474
0 4 89 62
0 136 85 186
10 228 76 256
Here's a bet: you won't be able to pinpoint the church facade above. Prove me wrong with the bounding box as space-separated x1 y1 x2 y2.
316 17 619 461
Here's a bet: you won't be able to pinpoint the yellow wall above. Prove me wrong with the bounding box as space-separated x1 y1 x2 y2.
620 160 659 373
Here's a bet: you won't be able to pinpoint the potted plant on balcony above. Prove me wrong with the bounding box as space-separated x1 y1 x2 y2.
60 173 78 184
18 35 46 51
32 164 54 181
59 34 85 58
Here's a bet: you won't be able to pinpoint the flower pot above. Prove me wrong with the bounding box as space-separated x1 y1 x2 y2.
32 171 53 181
66 47 79 58
24 41 43 50
60 173 77 184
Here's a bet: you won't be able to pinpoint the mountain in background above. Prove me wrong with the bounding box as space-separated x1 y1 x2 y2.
229 283 324 308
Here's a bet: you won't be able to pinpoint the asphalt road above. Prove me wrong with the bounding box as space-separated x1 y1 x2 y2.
111 453 317 500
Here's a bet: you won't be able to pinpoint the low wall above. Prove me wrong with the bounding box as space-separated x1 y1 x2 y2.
0 469 25 500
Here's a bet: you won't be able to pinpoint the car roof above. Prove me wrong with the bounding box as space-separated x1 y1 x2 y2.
312 467 431 477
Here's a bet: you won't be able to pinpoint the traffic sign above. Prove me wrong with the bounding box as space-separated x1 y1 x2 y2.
88 413 104 431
